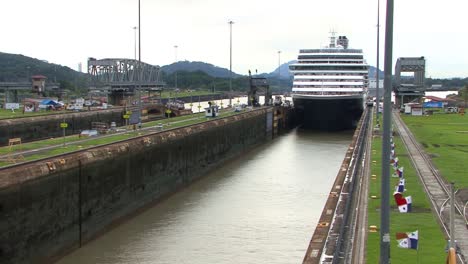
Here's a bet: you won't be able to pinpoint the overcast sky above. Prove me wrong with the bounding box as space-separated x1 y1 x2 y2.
1 0 467 78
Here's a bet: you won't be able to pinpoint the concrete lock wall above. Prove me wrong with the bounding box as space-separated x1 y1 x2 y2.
0 108 272 264
0 110 125 146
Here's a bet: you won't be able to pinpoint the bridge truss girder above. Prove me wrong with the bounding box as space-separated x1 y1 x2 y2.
87 58 165 89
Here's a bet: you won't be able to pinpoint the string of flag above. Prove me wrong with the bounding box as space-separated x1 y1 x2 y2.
389 136 412 213
388 135 420 258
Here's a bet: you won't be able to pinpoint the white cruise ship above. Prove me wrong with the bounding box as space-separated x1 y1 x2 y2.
289 33 369 130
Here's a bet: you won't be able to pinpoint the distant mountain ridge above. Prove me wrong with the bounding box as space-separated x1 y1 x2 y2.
0 51 87 89
161 61 242 78
368 66 384 78
262 60 296 79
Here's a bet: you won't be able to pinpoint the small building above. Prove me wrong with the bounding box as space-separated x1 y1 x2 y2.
410 104 423 116
205 105 219 117
31 75 47 94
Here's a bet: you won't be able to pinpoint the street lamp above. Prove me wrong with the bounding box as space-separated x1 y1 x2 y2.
228 20 234 106
277 50 281 78
133 26 138 61
137 0 142 127
138 0 141 62
380 0 394 263
174 45 178 89
375 0 381 126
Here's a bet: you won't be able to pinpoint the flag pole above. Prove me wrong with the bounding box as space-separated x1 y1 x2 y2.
417 246 419 264
416 229 420 264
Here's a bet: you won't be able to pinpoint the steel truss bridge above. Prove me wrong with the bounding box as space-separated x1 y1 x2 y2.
88 58 165 104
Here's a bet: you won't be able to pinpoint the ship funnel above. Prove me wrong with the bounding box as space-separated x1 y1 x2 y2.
337 36 349 49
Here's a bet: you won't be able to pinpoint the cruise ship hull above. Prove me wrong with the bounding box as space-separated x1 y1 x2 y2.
293 95 364 130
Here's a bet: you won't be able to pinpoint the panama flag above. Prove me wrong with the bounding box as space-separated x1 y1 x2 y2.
405 196 412 212
396 167 404 178
394 192 412 212
392 166 404 178
395 178 405 193
393 157 399 169
396 230 419 250
394 192 406 206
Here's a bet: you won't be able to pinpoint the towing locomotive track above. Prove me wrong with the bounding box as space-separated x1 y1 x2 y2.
393 112 468 263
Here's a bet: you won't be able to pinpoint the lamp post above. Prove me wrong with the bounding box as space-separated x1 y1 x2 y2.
174 45 178 89
133 26 137 61
380 0 394 263
376 0 381 126
137 0 142 126
277 50 281 78
228 20 234 107
138 0 141 62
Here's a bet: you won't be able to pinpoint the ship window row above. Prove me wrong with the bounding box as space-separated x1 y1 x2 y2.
298 56 363 60
294 72 367 78
299 49 363 54
298 58 366 64
295 91 363 96
290 66 369 71
294 79 364 82
293 75 367 79
293 85 366 88
296 61 365 65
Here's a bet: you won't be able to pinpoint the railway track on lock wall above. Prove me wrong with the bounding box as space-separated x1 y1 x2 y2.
337 107 372 264
329 108 371 264
393 112 468 264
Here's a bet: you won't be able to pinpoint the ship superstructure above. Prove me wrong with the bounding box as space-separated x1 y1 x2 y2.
289 33 369 130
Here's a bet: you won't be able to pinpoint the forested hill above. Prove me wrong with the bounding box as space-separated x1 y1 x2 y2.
161 61 242 78
0 52 88 89
1 52 465 92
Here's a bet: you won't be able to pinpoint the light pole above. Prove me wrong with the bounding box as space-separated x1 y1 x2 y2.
228 20 234 107
137 0 142 127
277 50 281 78
380 0 394 263
376 0 381 126
138 0 141 62
174 45 178 90
133 26 137 61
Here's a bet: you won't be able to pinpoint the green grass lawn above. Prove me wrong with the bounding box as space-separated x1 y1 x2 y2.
366 117 447 263
0 108 250 167
401 113 468 188
0 108 70 119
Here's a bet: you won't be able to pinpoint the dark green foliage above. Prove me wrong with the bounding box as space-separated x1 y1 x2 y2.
161 61 242 78
162 70 292 93
425 77 468 89
0 52 88 90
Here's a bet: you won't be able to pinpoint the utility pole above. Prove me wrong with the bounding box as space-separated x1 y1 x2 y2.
228 20 234 107
376 0 381 126
380 0 394 263
278 50 281 78
450 182 456 249
138 0 141 62
133 26 137 61
137 0 142 126
174 45 178 89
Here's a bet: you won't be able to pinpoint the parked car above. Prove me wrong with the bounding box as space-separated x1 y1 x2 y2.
79 130 99 138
